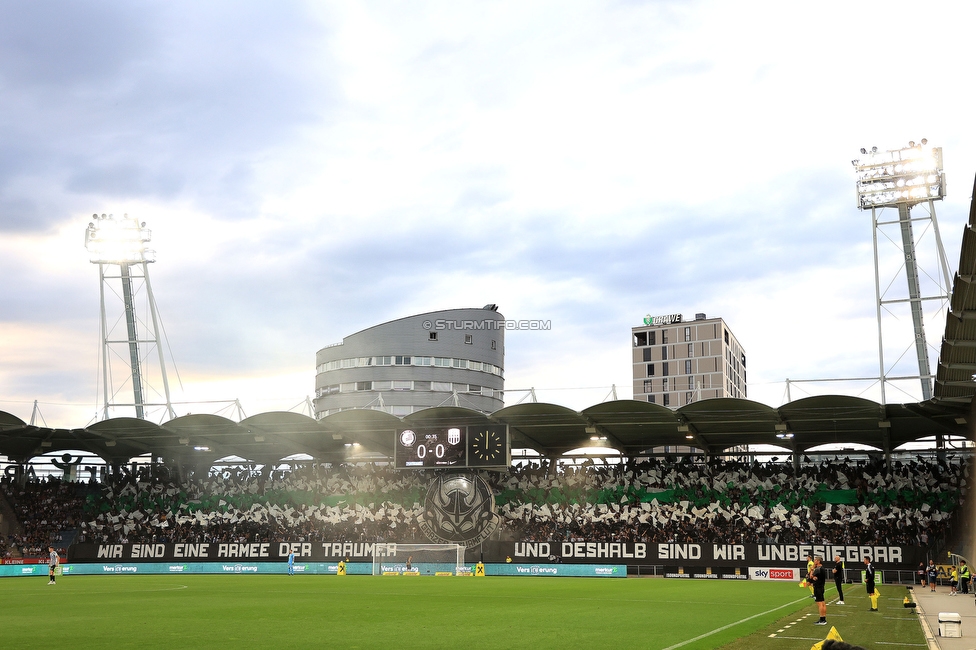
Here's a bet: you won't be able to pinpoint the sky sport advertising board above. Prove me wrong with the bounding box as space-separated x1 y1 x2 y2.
748 567 800 581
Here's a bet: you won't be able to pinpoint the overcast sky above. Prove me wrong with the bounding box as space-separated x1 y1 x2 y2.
2 1 974 428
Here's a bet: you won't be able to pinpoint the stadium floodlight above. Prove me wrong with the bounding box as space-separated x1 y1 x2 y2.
85 213 154 264
853 140 944 210
85 213 175 422
852 140 953 405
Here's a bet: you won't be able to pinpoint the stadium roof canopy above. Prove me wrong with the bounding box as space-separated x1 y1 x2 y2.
934 174 976 407
0 394 971 467
4 175 976 470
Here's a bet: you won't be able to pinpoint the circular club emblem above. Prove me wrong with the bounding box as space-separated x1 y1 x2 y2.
399 429 416 446
420 472 498 548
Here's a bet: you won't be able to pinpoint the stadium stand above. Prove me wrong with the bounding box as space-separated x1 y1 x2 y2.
1 455 956 555
1 477 94 557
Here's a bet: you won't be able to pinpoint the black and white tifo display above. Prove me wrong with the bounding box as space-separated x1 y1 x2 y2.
419 472 499 547
394 424 510 547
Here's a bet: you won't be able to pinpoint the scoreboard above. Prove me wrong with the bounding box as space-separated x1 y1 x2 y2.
394 425 510 469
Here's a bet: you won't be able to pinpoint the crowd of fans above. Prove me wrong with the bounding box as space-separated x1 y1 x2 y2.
0 478 94 557
0 454 968 556
497 456 964 547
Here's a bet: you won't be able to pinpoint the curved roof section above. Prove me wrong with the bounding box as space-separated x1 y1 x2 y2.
936 174 976 406
0 393 970 466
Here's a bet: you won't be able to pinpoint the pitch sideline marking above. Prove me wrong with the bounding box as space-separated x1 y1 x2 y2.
662 593 814 650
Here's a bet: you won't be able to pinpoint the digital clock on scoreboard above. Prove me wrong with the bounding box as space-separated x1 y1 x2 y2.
394 425 509 469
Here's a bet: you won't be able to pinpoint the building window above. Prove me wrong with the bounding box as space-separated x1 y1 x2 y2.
648 331 656 345
414 381 431 391
684 327 691 342
684 360 692 375
634 332 648 347
662 346 668 360
434 357 451 367
662 362 669 376
373 380 392 390
356 381 372 391
647 364 654 377
662 330 669 344
647 395 655 404
394 355 411 365
686 392 694 404
431 381 452 392
741 354 746 368
688 376 694 390
392 380 412 390
724 329 729 344
663 378 668 391
467 384 481 394
376 356 392 366
663 393 670 407
464 334 473 345
643 379 653 393
642 348 653 362
317 384 339 397
429 332 438 341
415 356 433 366
688 343 694 357
491 340 496 350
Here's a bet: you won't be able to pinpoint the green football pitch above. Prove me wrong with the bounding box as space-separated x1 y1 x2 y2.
0 575 927 649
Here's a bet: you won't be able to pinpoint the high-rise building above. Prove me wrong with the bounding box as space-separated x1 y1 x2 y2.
313 306 504 419
632 313 746 407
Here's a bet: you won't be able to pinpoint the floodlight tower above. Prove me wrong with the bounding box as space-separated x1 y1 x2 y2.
85 214 176 421
853 140 952 404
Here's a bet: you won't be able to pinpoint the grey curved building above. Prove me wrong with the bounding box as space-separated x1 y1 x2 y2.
313 306 505 418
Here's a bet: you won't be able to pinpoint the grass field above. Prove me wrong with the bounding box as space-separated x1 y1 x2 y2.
0 576 927 649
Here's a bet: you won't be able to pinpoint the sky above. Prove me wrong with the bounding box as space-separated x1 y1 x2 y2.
1 0 975 429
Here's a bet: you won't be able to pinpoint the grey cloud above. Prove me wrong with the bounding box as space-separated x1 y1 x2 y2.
0 1 336 232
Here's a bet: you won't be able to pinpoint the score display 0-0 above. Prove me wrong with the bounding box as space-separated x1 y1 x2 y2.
394 425 509 469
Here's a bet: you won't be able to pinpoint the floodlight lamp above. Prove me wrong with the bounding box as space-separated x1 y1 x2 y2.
193 446 210 451
85 213 155 264
853 142 944 209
